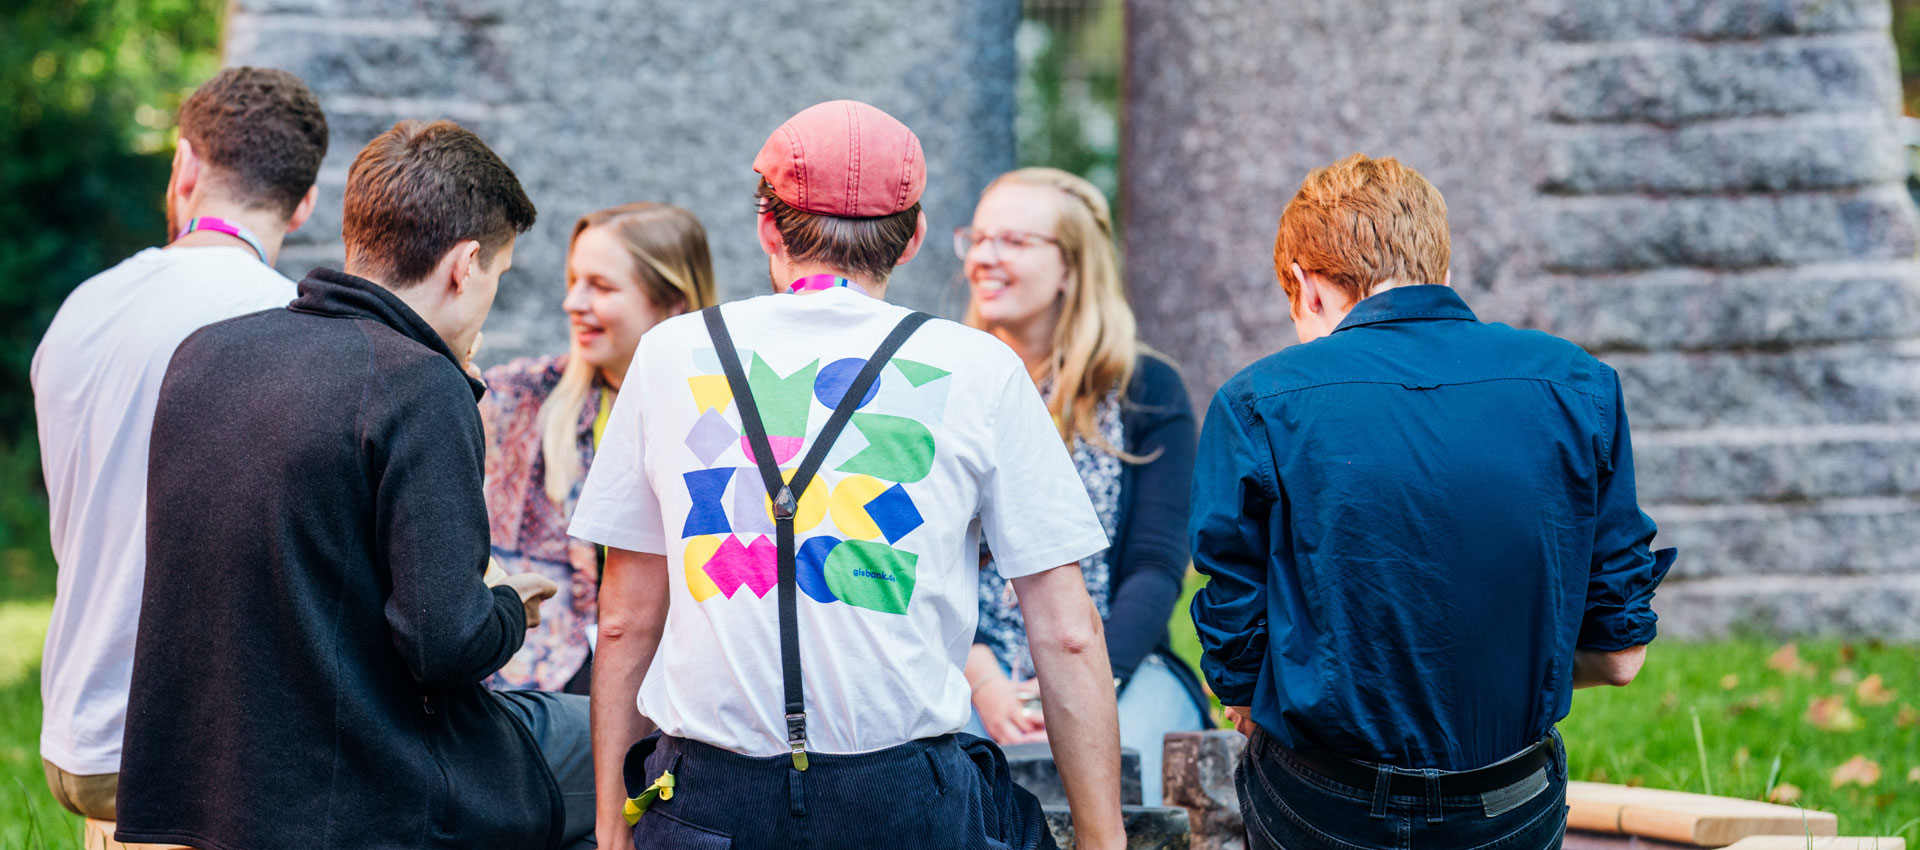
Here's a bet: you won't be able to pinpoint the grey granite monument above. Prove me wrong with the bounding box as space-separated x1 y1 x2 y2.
1125 0 1920 638
227 0 1018 359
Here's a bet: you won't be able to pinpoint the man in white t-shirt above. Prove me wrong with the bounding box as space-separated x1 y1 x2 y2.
31 66 327 820
573 101 1126 850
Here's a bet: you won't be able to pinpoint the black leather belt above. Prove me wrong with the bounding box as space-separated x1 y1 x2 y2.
1284 735 1556 798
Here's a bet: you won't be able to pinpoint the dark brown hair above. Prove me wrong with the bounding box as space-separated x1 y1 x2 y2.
176 67 329 219
755 179 920 283
343 120 536 286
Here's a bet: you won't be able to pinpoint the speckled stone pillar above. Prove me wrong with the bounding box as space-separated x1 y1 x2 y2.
1124 0 1920 637
227 0 1018 358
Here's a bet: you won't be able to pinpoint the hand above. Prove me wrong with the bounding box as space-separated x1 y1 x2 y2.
971 675 1047 744
1223 705 1256 738
499 572 558 628
597 822 636 850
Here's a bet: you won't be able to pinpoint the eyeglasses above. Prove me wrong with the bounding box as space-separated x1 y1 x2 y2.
954 227 1059 260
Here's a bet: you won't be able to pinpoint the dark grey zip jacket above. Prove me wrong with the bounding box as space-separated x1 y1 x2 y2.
118 266 562 850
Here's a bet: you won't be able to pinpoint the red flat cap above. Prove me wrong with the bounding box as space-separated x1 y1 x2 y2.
754 100 925 218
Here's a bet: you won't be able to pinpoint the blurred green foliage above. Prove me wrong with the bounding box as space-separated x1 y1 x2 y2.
1016 1 1123 200
0 0 223 596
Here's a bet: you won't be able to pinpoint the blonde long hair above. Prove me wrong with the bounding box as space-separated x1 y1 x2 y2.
965 167 1145 461
539 203 716 504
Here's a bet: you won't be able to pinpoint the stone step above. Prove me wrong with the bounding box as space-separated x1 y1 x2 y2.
1042 805 1191 850
1545 0 1884 43
1543 33 1901 125
1002 742 1143 806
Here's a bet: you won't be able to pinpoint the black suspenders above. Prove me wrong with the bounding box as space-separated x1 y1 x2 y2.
701 304 932 770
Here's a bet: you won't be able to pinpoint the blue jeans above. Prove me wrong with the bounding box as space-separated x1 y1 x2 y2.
963 653 1203 806
1236 727 1568 850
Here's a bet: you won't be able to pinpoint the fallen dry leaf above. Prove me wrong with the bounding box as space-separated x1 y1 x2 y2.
1806 696 1864 732
1830 668 1859 686
1768 643 1802 674
1734 747 1751 769
1855 674 1896 706
1898 704 1919 729
1908 767 1920 785
1839 643 1858 664
1720 673 1740 691
1830 755 1881 788
1768 782 1803 804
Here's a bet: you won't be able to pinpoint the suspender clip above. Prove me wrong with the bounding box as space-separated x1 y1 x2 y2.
787 712 810 771
773 486 797 521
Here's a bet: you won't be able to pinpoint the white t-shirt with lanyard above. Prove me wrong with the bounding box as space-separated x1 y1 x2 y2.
35 222 294 776
570 277 1109 757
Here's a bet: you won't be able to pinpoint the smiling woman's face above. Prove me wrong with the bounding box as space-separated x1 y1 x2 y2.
964 182 1070 333
562 224 670 381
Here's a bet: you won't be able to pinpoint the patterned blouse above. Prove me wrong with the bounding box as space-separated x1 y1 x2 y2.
976 389 1124 677
479 354 606 690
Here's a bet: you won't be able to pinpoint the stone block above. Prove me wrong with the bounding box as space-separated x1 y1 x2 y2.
1653 572 1920 640
231 0 513 22
1635 428 1920 504
1541 186 1920 274
1162 731 1247 850
1477 265 1920 353
1609 344 1920 430
1544 35 1901 124
1537 114 1907 196
1544 0 1887 43
1004 742 1143 806
1648 499 1920 578
227 23 522 103
1043 805 1192 850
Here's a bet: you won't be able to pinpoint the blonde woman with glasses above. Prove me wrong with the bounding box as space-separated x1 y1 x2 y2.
481 202 715 693
957 168 1208 805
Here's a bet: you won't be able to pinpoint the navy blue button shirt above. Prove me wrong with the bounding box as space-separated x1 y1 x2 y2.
1189 285 1675 771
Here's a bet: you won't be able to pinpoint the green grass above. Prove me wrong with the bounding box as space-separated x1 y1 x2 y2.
0 598 80 849
1170 570 1920 845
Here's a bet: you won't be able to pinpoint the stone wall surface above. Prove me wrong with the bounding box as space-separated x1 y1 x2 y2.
227 0 1017 360
1125 0 1920 638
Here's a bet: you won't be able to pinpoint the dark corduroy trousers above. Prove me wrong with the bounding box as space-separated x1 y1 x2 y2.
625 732 1055 850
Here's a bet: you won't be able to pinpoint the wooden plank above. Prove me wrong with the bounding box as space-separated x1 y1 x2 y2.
83 819 192 850
1721 838 1905 850
1567 781 1840 846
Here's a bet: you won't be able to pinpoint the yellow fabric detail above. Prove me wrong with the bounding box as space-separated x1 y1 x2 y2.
689 374 733 413
592 387 613 450
623 771 676 824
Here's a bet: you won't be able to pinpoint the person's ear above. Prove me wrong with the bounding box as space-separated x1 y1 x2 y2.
172 139 201 210
1291 262 1322 316
1441 268 1452 288
757 209 785 260
449 240 482 295
893 211 928 267
286 185 320 234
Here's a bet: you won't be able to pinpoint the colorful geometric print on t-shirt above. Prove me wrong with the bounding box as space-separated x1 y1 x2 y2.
676 345 952 616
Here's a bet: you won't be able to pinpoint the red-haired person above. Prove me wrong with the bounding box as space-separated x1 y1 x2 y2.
1190 154 1675 850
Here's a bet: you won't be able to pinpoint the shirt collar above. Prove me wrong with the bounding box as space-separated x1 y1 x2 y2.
289 266 486 400
787 274 870 296
1330 285 1478 335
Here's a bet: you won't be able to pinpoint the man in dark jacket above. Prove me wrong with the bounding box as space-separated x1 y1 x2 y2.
1190 154 1674 850
118 120 593 850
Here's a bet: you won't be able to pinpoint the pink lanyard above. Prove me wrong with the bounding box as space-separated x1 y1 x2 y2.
176 217 268 264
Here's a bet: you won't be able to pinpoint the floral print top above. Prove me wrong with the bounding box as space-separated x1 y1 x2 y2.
479 355 605 690
975 389 1124 677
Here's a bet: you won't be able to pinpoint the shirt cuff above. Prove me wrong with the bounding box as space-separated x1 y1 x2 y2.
990 533 1110 580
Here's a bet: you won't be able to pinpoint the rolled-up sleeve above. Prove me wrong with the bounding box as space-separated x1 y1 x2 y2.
1580 367 1677 651
1187 389 1277 707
